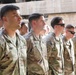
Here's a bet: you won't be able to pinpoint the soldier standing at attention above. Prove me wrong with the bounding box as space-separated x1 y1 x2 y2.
72 28 76 75
61 24 75 75
0 5 27 75
18 22 28 36
25 13 49 75
44 17 74 75
44 17 65 75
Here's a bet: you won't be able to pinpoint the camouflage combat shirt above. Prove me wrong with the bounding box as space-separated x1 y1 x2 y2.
62 35 74 75
44 32 64 75
0 30 27 75
25 30 49 75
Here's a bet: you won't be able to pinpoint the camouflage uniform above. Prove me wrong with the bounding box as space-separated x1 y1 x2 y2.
62 35 75 75
0 30 27 75
25 30 49 75
44 32 64 75
72 36 76 75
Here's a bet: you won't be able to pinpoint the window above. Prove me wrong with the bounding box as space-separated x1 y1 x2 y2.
0 0 16 3
26 0 42 2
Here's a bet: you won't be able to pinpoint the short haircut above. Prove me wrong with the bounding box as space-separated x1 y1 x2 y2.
51 17 63 28
65 24 74 29
28 13 43 23
28 13 43 31
21 22 25 28
0 5 19 19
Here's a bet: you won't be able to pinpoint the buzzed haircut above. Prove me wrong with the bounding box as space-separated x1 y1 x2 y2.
21 22 25 28
28 13 43 23
0 5 19 19
28 13 43 31
51 17 63 28
65 24 74 29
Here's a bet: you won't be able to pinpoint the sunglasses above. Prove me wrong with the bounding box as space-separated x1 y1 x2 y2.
57 23 65 27
68 30 75 35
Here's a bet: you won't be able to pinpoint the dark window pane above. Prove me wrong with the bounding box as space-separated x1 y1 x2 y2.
1 0 16 3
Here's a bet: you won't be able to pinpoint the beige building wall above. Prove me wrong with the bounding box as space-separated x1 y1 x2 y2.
0 0 76 27
46 13 76 27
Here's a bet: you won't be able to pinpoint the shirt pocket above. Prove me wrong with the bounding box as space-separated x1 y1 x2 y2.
5 44 18 61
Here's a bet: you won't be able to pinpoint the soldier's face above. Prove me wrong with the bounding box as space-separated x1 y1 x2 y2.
21 24 28 34
57 20 65 33
67 28 75 38
3 10 22 30
35 16 46 31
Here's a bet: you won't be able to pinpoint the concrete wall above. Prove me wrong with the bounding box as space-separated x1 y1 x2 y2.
0 0 76 15
0 0 76 26
47 13 76 27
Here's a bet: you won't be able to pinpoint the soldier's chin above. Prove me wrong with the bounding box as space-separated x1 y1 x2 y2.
17 25 21 29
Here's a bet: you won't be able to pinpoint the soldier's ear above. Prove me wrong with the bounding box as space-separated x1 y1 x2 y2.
66 30 69 33
32 20 37 27
2 16 7 22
